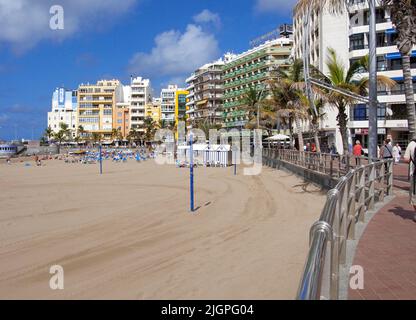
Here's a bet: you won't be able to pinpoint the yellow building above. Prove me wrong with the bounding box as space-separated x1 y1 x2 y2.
145 99 162 124
77 80 123 141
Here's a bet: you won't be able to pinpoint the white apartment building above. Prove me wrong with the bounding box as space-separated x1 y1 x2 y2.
130 77 152 133
293 3 350 153
293 0 416 153
47 87 78 139
347 0 416 148
161 85 181 126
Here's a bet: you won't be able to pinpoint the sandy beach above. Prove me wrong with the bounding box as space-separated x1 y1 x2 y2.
0 158 325 299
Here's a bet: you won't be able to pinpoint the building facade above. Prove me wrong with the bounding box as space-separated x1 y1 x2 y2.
222 37 293 129
161 85 182 126
347 0 416 148
115 85 131 140
130 77 152 133
47 87 78 139
186 59 225 128
77 79 123 141
145 98 162 123
293 0 416 152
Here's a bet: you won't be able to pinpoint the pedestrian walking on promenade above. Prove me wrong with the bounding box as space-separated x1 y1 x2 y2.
404 139 416 222
380 139 394 160
353 140 363 165
393 143 402 164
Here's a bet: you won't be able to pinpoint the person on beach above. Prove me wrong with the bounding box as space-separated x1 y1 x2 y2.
404 139 416 222
393 143 402 164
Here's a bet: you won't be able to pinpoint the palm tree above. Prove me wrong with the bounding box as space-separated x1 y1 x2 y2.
307 97 327 153
270 59 310 151
44 126 53 142
269 79 309 150
158 119 168 129
194 120 222 138
91 132 102 146
245 100 278 135
143 117 158 145
243 86 267 129
53 123 71 154
319 48 395 153
381 0 416 138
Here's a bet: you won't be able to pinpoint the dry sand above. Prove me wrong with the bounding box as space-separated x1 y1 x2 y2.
0 158 326 299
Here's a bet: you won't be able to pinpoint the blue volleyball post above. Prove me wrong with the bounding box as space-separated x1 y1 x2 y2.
99 144 103 175
234 149 237 176
190 132 195 213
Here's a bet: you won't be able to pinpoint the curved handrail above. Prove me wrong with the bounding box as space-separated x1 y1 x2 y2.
295 159 394 300
262 148 394 300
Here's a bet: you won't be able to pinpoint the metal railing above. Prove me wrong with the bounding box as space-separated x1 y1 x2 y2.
262 148 394 300
263 148 374 179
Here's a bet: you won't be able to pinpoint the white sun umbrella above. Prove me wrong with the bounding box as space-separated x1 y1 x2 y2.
265 134 290 141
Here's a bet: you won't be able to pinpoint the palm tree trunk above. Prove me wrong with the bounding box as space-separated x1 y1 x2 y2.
289 117 294 149
294 114 304 152
313 123 321 153
402 53 416 139
337 103 349 155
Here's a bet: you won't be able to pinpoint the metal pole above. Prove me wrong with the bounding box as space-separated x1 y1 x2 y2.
99 144 103 175
368 0 378 160
234 150 237 175
190 132 195 212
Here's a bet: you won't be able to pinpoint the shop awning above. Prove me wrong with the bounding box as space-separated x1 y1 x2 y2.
385 28 397 34
386 50 416 60
390 75 416 82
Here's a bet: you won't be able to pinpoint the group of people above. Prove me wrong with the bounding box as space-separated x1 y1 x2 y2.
352 139 402 163
352 138 416 222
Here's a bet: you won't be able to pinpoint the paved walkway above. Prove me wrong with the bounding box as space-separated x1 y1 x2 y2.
349 163 416 300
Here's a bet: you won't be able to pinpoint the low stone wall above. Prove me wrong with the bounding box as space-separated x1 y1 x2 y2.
263 154 338 190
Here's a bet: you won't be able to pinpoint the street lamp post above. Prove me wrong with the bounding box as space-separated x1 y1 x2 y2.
368 0 378 160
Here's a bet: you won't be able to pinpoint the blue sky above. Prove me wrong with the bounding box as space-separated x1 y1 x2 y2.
0 0 296 140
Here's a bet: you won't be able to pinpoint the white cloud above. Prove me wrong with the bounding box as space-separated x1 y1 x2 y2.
255 0 298 13
193 9 221 28
128 24 220 79
0 0 137 52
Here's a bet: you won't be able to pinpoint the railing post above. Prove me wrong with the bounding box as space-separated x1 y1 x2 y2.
330 200 340 300
347 172 356 240
387 160 394 196
358 168 366 222
379 162 385 202
339 183 348 265
368 164 376 210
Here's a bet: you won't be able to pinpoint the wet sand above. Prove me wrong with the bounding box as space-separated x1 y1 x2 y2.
0 159 325 299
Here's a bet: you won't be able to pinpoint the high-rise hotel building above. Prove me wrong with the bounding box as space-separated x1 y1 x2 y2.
77 79 123 141
293 0 416 152
222 37 293 129
47 87 78 139
186 59 226 128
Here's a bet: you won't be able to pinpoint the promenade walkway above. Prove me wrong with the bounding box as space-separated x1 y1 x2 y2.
348 163 416 300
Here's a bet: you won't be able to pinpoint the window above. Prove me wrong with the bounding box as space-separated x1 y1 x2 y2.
377 56 387 71
353 104 367 121
350 34 365 50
